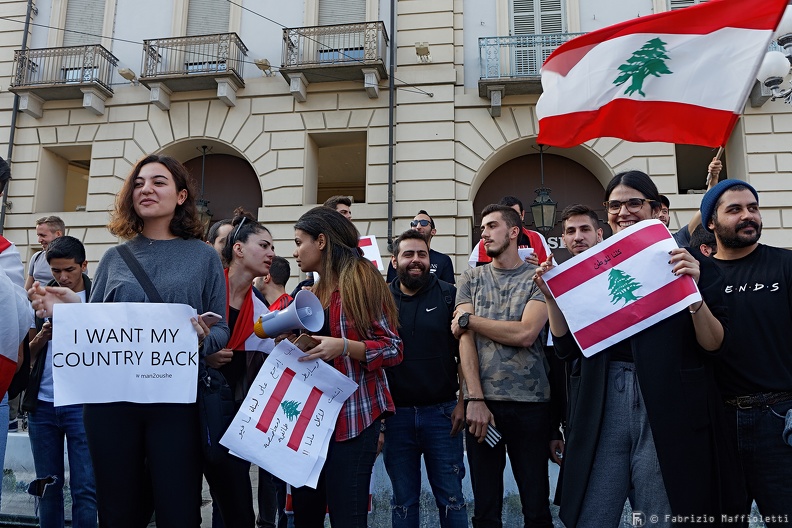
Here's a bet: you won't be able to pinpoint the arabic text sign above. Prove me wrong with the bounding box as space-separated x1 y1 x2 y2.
52 303 199 406
221 339 358 488
542 220 701 357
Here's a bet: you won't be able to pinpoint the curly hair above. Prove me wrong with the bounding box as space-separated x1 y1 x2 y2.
107 155 204 240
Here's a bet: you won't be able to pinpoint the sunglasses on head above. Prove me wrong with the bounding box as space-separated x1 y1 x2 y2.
410 219 431 228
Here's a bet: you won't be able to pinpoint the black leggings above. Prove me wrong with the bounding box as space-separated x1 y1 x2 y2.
83 402 203 528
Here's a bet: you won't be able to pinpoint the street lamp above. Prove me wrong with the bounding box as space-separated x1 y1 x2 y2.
756 5 792 104
196 145 213 231
530 144 557 234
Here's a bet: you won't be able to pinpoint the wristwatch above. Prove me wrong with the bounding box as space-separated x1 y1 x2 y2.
458 312 471 329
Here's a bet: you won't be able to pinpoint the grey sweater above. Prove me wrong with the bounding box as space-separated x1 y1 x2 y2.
90 235 230 355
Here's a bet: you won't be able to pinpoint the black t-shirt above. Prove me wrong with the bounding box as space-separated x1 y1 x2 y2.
712 244 792 396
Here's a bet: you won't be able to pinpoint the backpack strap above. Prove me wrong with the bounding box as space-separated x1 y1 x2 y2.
116 245 164 303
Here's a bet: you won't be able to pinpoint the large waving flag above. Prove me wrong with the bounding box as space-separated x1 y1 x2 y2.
536 0 790 148
542 220 701 357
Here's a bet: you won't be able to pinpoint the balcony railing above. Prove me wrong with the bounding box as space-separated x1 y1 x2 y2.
280 21 388 83
479 33 584 80
9 44 117 99
139 32 247 91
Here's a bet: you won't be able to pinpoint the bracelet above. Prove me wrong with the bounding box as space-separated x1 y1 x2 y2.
342 337 349 357
466 397 485 402
689 301 704 315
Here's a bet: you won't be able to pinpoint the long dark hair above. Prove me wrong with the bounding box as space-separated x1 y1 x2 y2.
294 206 397 335
108 155 203 240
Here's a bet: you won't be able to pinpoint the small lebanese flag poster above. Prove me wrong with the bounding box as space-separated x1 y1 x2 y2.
542 220 701 357
358 235 384 270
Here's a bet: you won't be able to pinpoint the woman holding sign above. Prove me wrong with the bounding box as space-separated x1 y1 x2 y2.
203 207 276 526
290 206 402 528
534 171 734 527
30 155 230 528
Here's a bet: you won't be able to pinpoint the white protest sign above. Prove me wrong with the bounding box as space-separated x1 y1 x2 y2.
358 236 384 270
52 303 199 406
221 339 358 488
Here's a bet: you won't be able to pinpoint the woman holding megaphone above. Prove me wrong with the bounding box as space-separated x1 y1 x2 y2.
290 206 402 528
202 207 276 527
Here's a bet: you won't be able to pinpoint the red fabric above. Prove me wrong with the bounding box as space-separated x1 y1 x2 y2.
0 355 15 398
268 293 293 312
225 268 254 351
537 99 740 149
0 236 10 253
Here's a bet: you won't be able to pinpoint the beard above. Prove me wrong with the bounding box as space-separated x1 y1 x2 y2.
484 234 510 258
714 219 762 249
397 262 431 291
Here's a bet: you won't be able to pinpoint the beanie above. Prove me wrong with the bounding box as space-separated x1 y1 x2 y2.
699 180 758 233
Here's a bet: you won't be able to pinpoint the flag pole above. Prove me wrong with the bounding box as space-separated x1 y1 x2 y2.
705 146 724 186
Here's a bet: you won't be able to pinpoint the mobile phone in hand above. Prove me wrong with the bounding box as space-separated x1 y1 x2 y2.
200 312 223 327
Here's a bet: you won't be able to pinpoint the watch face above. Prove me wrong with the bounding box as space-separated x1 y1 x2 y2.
459 313 469 328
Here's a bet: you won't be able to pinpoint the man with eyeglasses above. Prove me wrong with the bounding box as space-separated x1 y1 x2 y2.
386 210 455 284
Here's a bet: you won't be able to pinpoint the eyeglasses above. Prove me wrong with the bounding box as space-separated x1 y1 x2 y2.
604 198 649 214
410 219 431 228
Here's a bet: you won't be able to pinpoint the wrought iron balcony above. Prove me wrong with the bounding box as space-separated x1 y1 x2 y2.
9 44 117 100
279 21 388 84
138 32 247 92
478 33 584 97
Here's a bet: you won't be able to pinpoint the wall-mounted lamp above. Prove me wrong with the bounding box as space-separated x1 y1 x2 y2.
415 42 432 63
118 67 138 85
530 145 557 234
255 58 273 77
756 6 792 104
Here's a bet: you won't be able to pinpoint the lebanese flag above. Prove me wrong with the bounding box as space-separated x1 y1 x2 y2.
542 220 701 357
468 227 551 267
536 0 789 148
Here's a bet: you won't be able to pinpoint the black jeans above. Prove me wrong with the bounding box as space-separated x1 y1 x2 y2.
203 445 255 527
465 401 553 528
290 419 380 528
83 402 203 528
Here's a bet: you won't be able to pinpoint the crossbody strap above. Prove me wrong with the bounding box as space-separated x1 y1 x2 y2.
116 244 164 303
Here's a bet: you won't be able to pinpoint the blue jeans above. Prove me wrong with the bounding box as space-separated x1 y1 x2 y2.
723 398 792 528
0 393 9 509
383 401 467 528
27 401 97 528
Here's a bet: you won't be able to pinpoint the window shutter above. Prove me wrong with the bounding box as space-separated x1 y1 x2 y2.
62 0 104 46
669 0 706 10
512 0 536 35
318 0 366 25
186 0 231 36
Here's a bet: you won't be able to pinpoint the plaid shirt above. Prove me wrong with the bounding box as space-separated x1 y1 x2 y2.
328 290 402 441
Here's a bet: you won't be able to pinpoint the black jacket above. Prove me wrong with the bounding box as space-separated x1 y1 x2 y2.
387 274 459 406
22 274 92 412
554 253 741 526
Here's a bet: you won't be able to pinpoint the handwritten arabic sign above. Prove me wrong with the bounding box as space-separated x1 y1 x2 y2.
51 303 199 405
542 220 701 357
220 339 358 488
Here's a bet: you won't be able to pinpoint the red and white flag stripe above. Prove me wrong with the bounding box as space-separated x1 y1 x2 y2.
536 0 790 148
542 220 701 357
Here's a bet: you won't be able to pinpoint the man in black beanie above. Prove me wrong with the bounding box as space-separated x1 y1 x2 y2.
701 179 792 527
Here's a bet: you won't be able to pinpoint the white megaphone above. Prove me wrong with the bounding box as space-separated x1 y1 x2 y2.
253 290 324 338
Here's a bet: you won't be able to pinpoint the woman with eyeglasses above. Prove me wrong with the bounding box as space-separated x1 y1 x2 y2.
534 171 735 527
202 208 277 527
289 206 402 528
29 155 230 527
